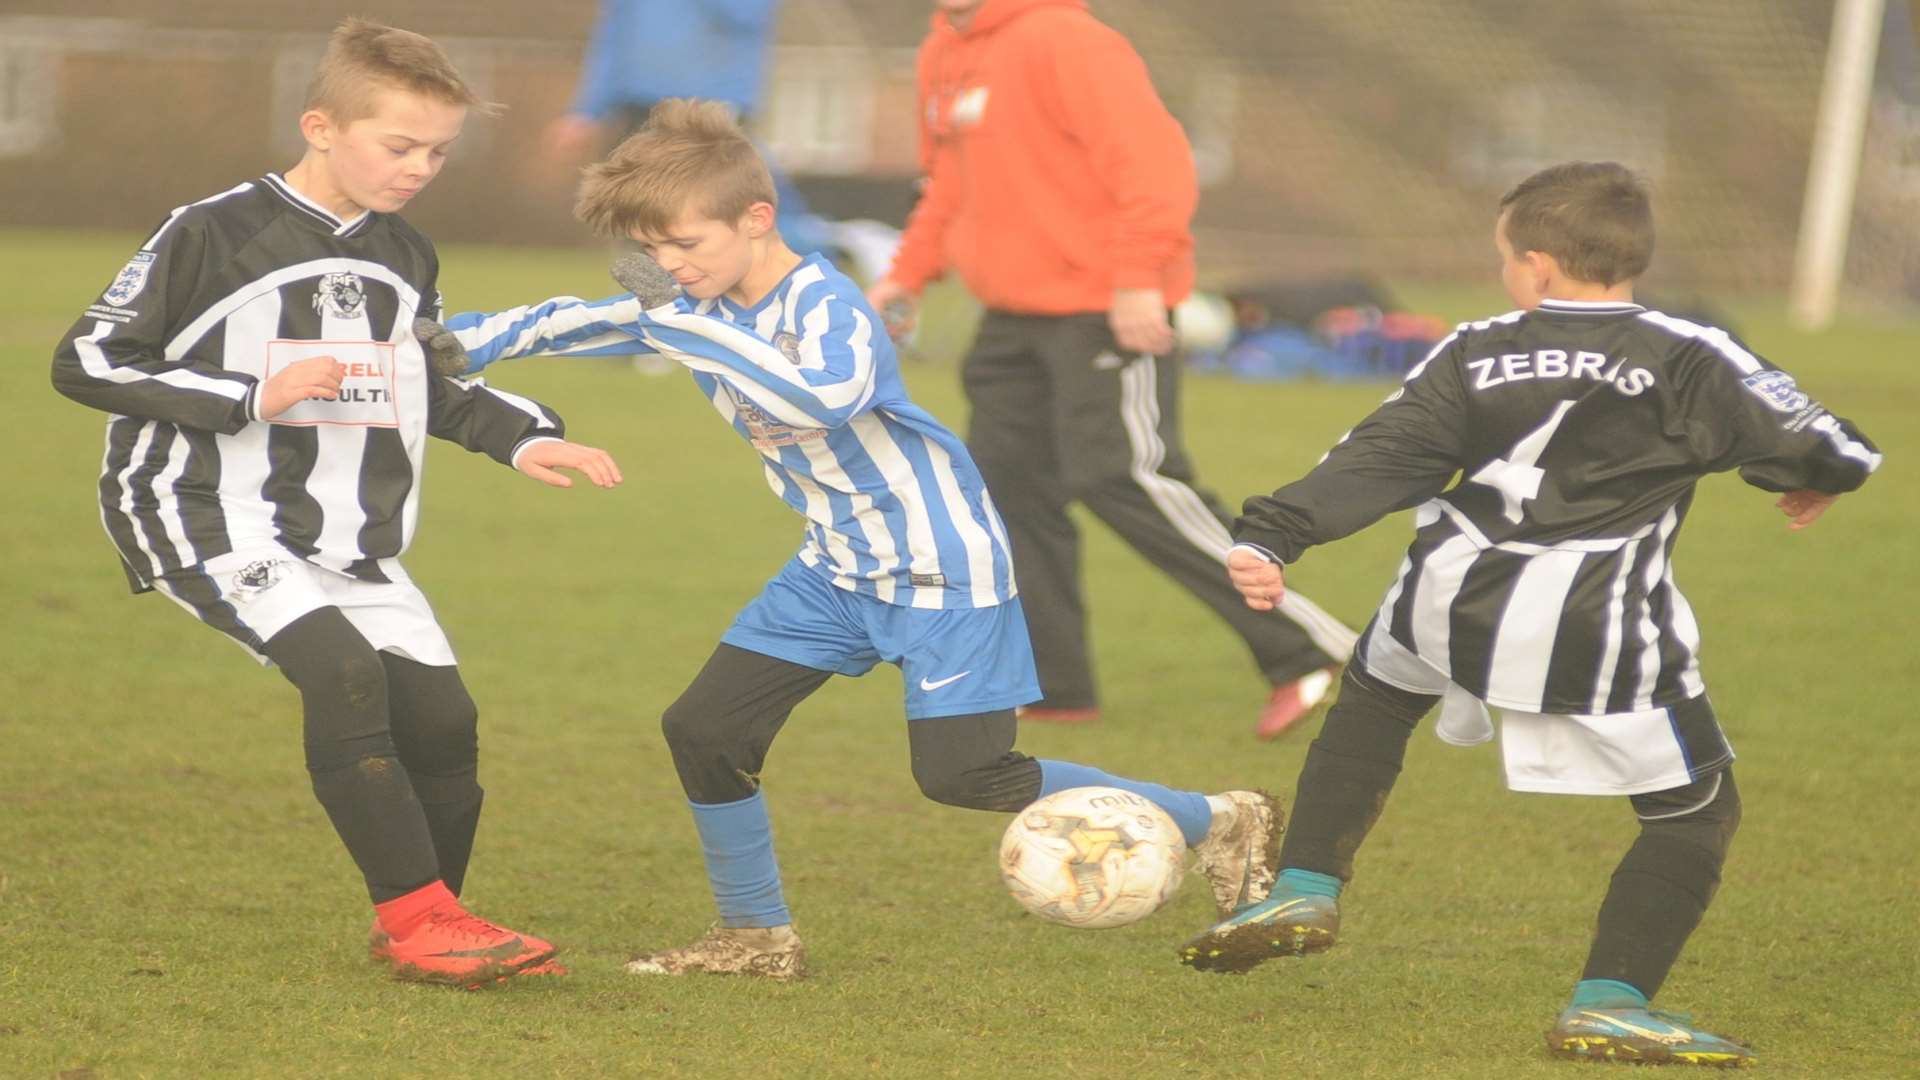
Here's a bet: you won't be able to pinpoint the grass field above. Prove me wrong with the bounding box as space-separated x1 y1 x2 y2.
2 228 1915 1079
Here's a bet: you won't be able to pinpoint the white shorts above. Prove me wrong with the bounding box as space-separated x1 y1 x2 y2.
153 548 456 668
1357 624 1732 797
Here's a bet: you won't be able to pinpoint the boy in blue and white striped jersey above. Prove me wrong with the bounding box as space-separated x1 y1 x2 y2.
445 99 1281 977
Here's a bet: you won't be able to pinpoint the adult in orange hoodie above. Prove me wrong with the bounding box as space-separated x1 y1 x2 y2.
867 0 1356 736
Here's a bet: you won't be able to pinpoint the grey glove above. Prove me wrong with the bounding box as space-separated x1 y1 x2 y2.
610 252 682 309
413 317 470 377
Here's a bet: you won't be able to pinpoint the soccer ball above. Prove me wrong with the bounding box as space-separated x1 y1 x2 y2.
1174 290 1236 354
998 786 1184 929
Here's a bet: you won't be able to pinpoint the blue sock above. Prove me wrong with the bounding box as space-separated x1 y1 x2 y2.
688 791 791 928
1037 760 1212 847
1277 867 1342 898
1570 978 1649 1010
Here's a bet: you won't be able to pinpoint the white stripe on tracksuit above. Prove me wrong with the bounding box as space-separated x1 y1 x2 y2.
1117 357 1358 660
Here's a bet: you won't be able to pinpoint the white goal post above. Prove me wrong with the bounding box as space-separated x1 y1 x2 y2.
1789 0 1888 330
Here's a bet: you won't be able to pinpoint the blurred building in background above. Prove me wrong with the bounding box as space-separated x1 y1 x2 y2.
3 0 1918 299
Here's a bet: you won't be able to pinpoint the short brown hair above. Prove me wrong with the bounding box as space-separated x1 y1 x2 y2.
574 98 777 239
1499 162 1654 286
305 17 499 123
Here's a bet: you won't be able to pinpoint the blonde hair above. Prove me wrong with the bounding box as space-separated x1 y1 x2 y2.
574 98 777 239
305 17 500 123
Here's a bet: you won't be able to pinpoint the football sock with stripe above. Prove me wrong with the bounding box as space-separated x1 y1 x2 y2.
1570 978 1649 1010
1276 868 1343 898
1036 760 1211 847
690 791 792 928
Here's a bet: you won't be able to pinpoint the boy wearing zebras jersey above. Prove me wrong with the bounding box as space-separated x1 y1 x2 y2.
444 99 1282 978
1177 163 1880 1067
50 19 622 987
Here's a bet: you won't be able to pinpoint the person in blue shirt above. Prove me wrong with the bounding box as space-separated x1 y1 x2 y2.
447 99 1282 978
542 0 827 256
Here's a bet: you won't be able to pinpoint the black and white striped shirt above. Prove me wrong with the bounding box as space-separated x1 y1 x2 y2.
52 174 564 592
1236 299 1881 715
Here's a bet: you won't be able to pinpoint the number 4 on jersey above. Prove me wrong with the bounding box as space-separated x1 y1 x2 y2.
1469 399 1577 523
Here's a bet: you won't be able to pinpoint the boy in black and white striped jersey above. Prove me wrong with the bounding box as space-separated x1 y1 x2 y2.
1177 162 1880 1067
50 18 621 987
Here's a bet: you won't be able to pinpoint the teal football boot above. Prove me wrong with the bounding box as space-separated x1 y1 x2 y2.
1177 892 1339 974
1549 1006 1755 1067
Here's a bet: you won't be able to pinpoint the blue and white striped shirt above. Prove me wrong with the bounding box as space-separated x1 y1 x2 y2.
446 254 1017 609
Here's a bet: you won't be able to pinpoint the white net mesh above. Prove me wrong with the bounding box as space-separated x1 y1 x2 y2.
1105 0 1920 299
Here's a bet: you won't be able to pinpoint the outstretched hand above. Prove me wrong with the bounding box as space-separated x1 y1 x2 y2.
1776 489 1837 530
1227 546 1285 611
516 440 623 489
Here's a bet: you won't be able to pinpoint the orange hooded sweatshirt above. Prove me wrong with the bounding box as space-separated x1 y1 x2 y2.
886 0 1197 315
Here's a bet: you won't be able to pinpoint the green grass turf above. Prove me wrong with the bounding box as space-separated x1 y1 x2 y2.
2 228 1915 1079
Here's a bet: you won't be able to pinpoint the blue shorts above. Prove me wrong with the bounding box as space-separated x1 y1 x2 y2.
721 558 1042 720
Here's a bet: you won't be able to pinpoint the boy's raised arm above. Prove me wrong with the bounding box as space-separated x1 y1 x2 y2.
442 293 657 373
51 219 264 433
1236 336 1472 564
1665 326 1881 499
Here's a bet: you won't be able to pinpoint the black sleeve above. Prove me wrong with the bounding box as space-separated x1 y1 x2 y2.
415 254 568 466
50 215 260 433
1234 336 1472 563
1673 341 1880 494
426 374 568 468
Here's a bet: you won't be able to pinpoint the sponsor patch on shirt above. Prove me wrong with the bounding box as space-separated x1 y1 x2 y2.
726 387 824 450
910 572 946 588
1742 370 1809 413
103 251 156 307
265 339 400 427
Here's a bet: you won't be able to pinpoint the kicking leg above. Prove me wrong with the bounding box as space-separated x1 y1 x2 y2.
906 710 1282 918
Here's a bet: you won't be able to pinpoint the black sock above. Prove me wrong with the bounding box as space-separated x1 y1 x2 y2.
411 781 483 896
1581 771 1740 997
1276 666 1431 880
381 654 484 896
266 610 439 904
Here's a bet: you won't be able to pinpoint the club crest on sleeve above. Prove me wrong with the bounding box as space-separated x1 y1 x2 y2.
102 251 157 307
313 272 367 319
1742 370 1809 413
